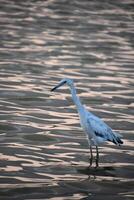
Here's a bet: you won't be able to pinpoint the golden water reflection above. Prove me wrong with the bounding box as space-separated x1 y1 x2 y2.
0 0 134 199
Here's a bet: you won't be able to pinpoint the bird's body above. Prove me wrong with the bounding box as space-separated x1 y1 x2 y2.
51 78 123 167
79 107 122 146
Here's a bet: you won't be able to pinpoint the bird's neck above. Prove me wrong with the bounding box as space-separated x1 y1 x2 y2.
70 85 83 111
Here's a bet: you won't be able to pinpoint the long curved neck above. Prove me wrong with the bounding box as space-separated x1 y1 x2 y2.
70 85 83 111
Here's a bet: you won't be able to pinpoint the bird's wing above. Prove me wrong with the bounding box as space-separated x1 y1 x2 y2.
87 113 118 143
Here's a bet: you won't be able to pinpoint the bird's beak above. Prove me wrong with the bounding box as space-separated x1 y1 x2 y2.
51 80 66 92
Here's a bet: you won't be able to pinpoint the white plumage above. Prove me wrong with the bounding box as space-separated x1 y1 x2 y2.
51 78 123 167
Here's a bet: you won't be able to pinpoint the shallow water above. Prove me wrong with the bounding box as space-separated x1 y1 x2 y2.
0 0 134 199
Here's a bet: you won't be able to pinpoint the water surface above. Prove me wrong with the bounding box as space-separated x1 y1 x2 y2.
0 0 134 199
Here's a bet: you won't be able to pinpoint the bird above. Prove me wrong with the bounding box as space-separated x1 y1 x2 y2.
51 78 123 168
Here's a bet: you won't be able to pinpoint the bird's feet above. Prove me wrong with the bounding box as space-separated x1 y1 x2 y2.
88 157 93 168
88 157 99 168
95 157 99 168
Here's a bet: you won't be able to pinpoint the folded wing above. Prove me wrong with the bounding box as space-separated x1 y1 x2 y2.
87 113 123 145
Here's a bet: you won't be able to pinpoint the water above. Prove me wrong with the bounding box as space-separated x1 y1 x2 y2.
0 0 134 199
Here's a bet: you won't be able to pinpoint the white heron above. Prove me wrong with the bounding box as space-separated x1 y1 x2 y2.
51 78 123 167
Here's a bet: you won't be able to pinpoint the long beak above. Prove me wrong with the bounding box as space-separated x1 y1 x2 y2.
51 80 66 92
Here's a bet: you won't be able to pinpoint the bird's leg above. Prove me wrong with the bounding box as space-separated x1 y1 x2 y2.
89 145 93 167
95 146 99 168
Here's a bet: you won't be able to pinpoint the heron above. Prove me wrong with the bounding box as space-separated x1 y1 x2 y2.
51 78 123 167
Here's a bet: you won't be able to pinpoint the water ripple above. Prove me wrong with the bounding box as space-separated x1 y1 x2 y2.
0 0 134 199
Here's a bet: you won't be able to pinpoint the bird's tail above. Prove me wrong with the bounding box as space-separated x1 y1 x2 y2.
112 134 123 145
113 137 123 145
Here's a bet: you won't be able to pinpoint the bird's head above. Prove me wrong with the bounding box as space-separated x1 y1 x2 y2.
51 78 74 92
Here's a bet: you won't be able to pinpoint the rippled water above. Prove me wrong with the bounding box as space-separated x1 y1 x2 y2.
0 0 134 199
